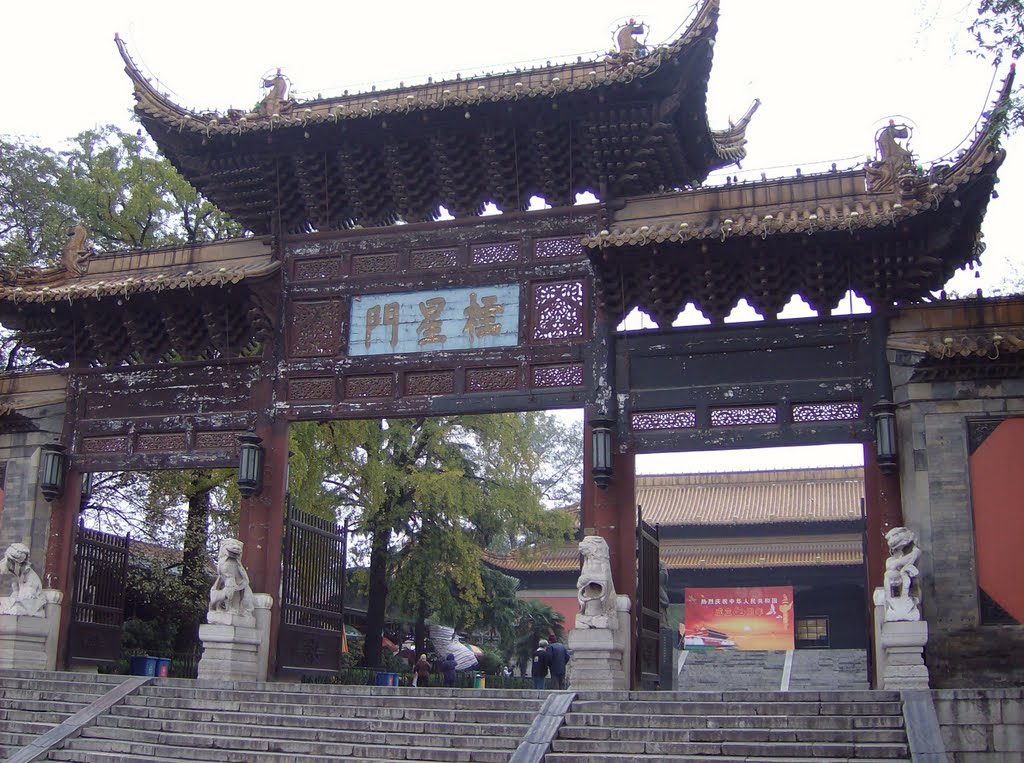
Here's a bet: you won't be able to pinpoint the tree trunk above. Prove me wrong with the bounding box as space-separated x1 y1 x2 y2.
362 525 391 668
414 598 429 660
176 470 211 652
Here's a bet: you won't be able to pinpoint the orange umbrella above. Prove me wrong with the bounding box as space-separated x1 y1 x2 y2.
382 637 399 653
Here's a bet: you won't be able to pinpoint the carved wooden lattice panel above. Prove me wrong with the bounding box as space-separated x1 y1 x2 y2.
351 252 400 276
291 301 342 357
410 248 458 270
470 242 519 266
289 377 336 401
136 433 187 451
195 431 243 450
294 258 341 281
534 237 584 259
532 280 585 341
466 367 518 392
710 406 778 427
345 375 394 398
81 436 129 453
632 410 697 431
531 363 584 388
406 371 455 396
792 402 860 422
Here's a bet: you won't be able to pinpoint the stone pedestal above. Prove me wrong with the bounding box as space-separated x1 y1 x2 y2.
879 619 930 690
0 590 62 670
567 595 631 691
197 594 272 682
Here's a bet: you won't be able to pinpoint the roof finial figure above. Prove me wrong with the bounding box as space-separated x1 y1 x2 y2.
62 223 91 277
864 120 916 195
258 68 293 117
614 18 648 61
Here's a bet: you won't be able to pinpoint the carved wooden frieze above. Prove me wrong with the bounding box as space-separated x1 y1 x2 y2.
351 252 400 276
466 367 518 392
294 257 341 281
531 363 584 388
531 280 585 341
345 375 394 398
136 433 188 451
470 242 519 266
195 431 243 450
792 402 860 422
632 410 697 431
81 436 129 453
534 236 584 259
288 377 336 401
410 248 458 271
710 405 778 427
405 371 455 396
291 300 342 357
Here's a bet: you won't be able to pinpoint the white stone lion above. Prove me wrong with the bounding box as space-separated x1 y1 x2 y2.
576 535 618 629
209 538 255 619
882 526 922 622
0 543 45 617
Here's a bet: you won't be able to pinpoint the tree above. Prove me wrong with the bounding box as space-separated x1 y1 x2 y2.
287 413 576 668
970 2 1024 134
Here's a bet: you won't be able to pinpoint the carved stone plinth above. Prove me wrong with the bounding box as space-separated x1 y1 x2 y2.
567 595 631 691
0 613 49 670
879 618 930 690
0 590 62 670
197 594 272 682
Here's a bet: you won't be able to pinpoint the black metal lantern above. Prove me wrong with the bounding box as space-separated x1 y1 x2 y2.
237 434 265 497
39 443 66 502
80 472 94 508
591 419 614 489
872 399 897 474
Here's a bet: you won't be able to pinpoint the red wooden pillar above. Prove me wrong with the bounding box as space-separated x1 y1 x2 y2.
862 443 903 592
581 415 637 606
44 468 83 669
236 378 289 676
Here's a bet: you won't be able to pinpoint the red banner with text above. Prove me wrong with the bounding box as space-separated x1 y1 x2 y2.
683 586 794 651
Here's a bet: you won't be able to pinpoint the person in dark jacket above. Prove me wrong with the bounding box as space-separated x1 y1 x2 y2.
546 639 570 689
531 639 550 690
442 652 458 687
414 654 431 687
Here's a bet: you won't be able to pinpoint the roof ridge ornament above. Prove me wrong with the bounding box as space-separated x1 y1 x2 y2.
62 223 91 277
612 18 648 62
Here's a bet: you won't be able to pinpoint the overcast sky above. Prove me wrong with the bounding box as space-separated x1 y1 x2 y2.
4 0 1019 472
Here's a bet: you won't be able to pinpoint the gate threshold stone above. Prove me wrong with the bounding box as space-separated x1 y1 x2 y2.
5 675 153 763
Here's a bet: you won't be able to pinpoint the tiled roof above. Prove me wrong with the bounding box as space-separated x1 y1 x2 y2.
637 467 864 526
0 236 277 304
581 70 1012 251
484 534 863 573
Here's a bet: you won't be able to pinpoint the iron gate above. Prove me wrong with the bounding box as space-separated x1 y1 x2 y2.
636 506 661 688
278 499 347 677
67 521 129 669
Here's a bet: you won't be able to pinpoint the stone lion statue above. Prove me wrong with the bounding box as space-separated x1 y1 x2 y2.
0 543 45 617
882 526 922 622
576 535 618 629
209 538 255 619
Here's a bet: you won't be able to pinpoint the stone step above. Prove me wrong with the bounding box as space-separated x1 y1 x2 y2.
136 684 542 711
0 707 85 725
567 699 904 716
544 756 909 763
549 737 909 758
0 686 113 705
557 724 908 744
84 721 520 750
573 689 900 702
105 706 527 737
122 693 539 724
55 735 511 763
0 719 57 736
564 712 905 730
0 698 94 716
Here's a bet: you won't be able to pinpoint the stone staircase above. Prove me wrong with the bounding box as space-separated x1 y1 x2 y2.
547 689 910 762
0 670 130 760
41 679 548 763
678 648 869 691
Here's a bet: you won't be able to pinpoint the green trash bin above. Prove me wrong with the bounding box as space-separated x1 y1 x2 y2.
472 672 485 689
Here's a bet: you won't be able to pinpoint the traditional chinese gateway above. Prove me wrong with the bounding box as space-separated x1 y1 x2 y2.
1 0 1023 687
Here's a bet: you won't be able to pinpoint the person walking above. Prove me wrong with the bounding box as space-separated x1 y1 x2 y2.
442 652 457 688
546 639 570 689
531 639 550 690
414 654 431 687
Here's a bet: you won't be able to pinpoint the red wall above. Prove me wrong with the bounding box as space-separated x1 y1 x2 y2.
970 418 1024 623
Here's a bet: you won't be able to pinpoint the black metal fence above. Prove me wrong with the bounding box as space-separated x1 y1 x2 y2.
67 521 130 669
278 499 347 676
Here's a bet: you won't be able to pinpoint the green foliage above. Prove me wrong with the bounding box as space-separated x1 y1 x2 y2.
512 600 566 674
0 136 68 267
122 552 206 656
970 2 1024 136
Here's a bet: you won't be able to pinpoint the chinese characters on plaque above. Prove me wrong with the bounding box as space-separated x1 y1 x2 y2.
349 285 520 356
